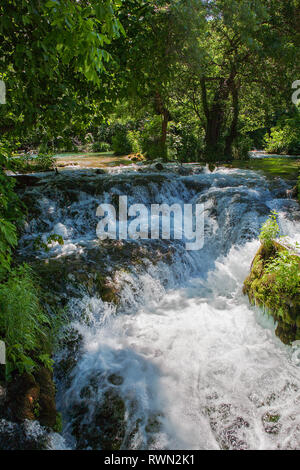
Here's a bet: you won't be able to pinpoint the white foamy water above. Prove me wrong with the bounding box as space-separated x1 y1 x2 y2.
61 241 300 450
18 165 300 450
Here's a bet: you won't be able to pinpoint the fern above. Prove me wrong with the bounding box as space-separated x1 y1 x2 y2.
0 265 52 378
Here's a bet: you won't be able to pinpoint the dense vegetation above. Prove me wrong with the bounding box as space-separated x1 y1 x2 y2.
244 213 300 345
0 1 299 378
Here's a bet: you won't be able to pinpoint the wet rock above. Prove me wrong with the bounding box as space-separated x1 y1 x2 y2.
286 186 298 199
5 368 58 431
12 174 42 188
0 385 6 416
262 412 281 435
108 374 124 386
34 368 57 429
0 419 49 450
155 163 164 171
6 373 40 422
56 328 83 381
219 417 250 450
145 414 162 434
71 389 126 450
95 274 119 304
176 165 190 176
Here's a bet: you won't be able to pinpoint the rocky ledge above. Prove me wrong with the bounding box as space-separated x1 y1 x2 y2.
243 241 300 345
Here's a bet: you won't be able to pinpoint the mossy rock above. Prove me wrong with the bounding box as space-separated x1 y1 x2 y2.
71 388 126 450
34 367 57 429
5 367 58 431
95 274 119 304
244 242 300 345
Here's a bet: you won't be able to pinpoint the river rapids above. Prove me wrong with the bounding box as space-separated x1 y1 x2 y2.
7 163 300 450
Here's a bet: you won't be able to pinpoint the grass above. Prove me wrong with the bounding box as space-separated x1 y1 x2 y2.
225 157 300 181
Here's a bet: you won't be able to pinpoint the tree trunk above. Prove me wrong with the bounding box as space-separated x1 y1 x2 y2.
224 82 239 158
161 109 169 148
154 91 170 159
205 103 226 159
201 72 236 161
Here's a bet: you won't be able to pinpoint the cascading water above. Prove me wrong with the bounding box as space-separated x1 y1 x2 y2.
15 164 300 450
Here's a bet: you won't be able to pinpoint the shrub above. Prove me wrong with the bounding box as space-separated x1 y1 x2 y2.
259 210 280 249
127 130 142 154
265 250 299 297
0 142 23 280
112 129 132 155
168 124 203 162
34 153 55 171
92 141 111 152
0 219 18 279
232 135 253 160
140 116 167 160
0 265 52 378
264 113 300 155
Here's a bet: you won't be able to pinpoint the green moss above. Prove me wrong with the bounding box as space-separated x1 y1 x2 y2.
95 274 119 304
243 242 300 345
53 412 63 433
225 157 300 181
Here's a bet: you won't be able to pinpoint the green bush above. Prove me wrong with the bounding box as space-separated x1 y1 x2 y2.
34 153 55 170
264 113 300 155
168 124 203 162
232 135 253 160
0 142 23 280
265 250 299 297
140 116 167 160
92 141 111 152
0 265 52 378
259 210 280 249
127 130 142 154
112 129 132 155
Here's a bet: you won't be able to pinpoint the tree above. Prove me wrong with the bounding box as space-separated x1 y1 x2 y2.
110 0 183 158
172 0 300 160
0 0 124 139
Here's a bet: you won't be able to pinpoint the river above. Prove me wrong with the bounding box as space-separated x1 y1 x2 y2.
11 162 300 449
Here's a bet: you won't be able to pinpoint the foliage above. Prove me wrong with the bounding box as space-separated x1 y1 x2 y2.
34 234 64 253
168 123 203 162
0 142 23 280
11 153 55 172
265 250 300 297
0 265 52 378
140 116 165 160
127 130 142 154
0 0 124 145
112 128 132 155
92 141 111 152
231 135 253 160
264 111 300 155
34 153 55 171
244 227 300 345
259 211 280 249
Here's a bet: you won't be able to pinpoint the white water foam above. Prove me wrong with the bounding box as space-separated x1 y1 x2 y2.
61 240 300 450
18 166 300 450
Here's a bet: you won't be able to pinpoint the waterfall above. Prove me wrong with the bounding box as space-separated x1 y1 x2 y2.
16 165 300 450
